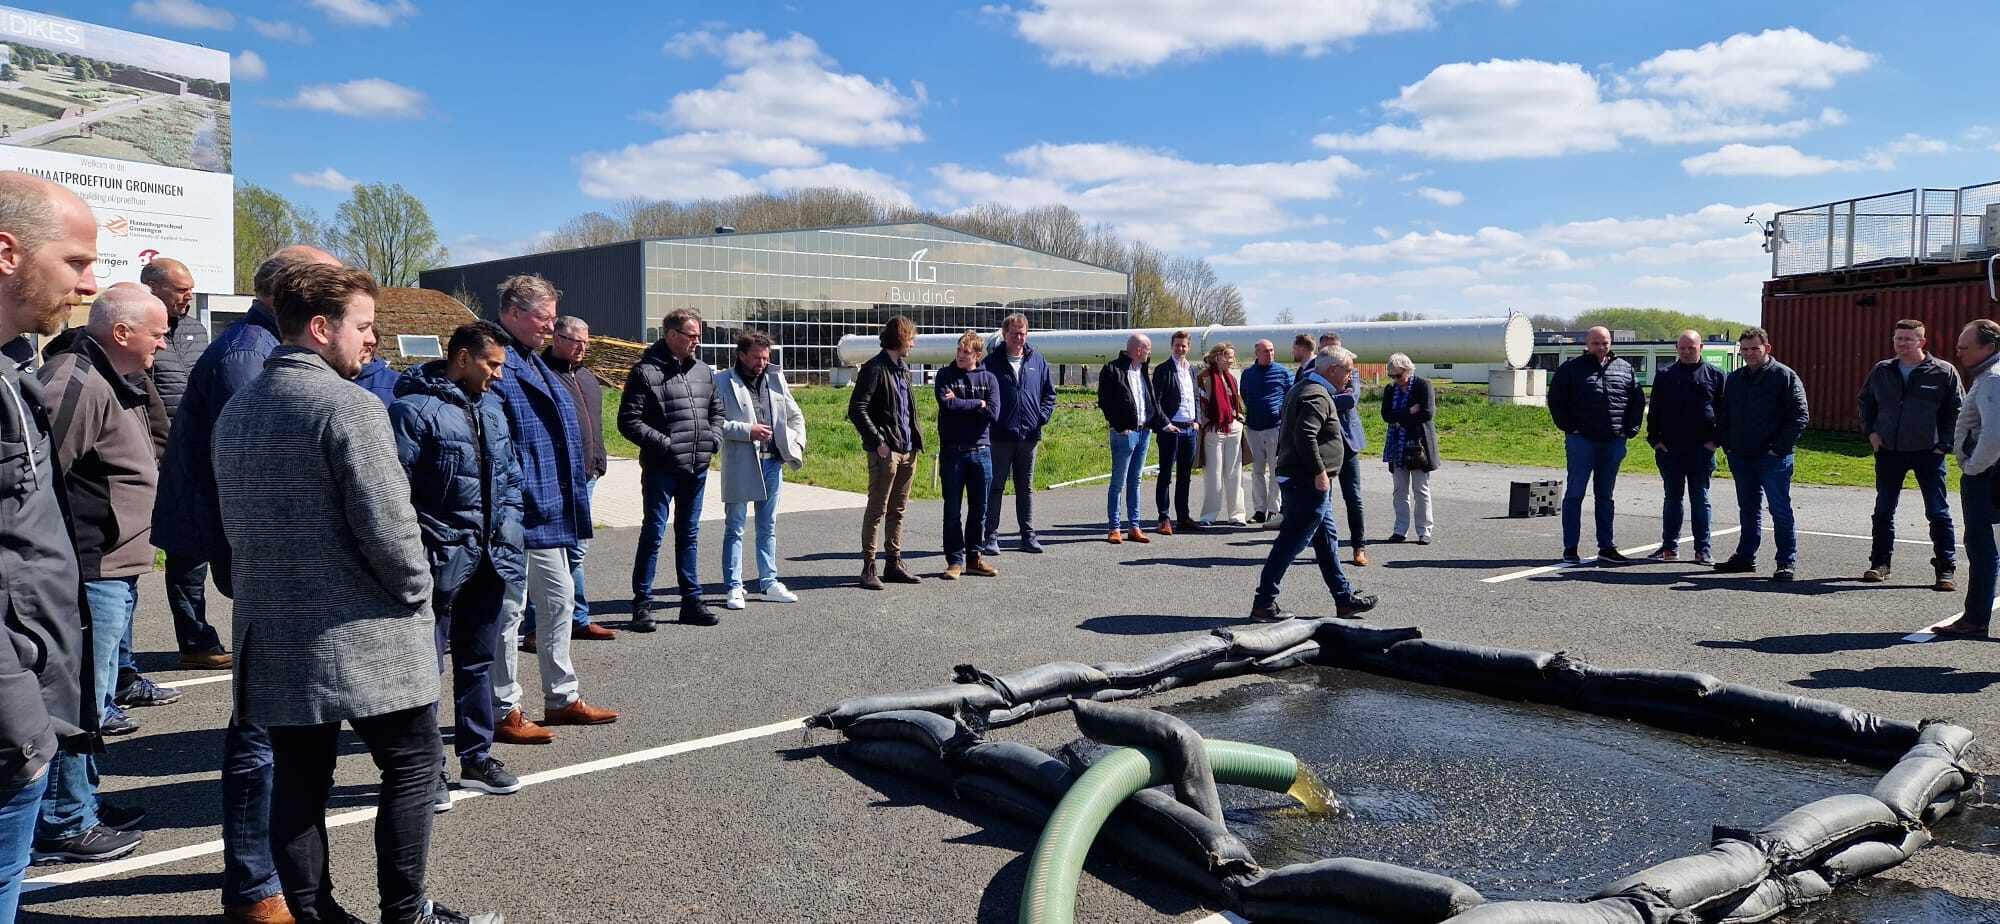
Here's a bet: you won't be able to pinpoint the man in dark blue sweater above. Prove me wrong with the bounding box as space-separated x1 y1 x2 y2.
1645 330 1725 564
1240 339 1292 524
936 331 1002 579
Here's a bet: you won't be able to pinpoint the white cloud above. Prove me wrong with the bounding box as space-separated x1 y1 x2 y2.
1004 0 1449 73
1415 186 1464 206
249 18 313 43
1681 143 1855 177
761 164 915 209
290 167 357 192
658 31 923 147
1634 28 1871 111
1634 275 1694 289
1873 133 1952 157
233 50 267 81
308 0 417 27
1315 30 1865 161
450 231 554 266
285 79 426 118
1616 232 1764 266
933 143 1363 250
130 0 234 29
1547 282 1597 296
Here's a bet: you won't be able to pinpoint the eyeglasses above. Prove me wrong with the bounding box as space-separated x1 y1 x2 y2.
670 328 701 340
554 334 588 345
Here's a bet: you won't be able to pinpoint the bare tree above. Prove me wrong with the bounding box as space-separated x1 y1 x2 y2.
1273 307 1296 324
327 183 446 287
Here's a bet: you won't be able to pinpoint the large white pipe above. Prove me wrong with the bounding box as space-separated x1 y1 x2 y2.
835 314 1533 368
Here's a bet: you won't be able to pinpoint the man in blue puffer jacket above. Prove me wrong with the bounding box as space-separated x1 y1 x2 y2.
390 321 527 798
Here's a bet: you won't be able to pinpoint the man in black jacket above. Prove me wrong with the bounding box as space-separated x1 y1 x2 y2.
1714 327 1809 581
128 257 205 709
1858 319 1962 589
1250 347 1377 621
1151 330 1199 533
1547 327 1646 563
1645 330 1725 564
619 307 725 627
847 316 924 589
1097 333 1165 544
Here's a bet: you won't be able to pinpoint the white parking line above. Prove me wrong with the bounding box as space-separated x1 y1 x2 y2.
1191 913 1249 924
165 672 231 689
1482 527 1744 584
23 716 807 891
1795 528 1959 548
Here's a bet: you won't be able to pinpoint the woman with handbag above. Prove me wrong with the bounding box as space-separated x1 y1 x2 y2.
1381 352 1439 543
1196 342 1249 527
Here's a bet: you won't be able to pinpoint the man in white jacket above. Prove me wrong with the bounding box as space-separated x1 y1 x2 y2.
1942 318 2000 637
716 330 806 610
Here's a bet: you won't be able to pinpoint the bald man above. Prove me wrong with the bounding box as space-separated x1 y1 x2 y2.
1547 326 1646 563
1097 333 1168 542
140 257 204 419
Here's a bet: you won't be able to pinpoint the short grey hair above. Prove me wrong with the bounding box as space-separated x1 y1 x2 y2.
1385 352 1414 375
1313 345 1354 373
89 282 163 336
498 274 561 314
1002 312 1029 332
0 172 61 255
1125 333 1151 352
554 315 589 337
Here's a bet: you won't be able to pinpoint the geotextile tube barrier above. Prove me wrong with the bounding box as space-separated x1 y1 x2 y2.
812 616 1983 923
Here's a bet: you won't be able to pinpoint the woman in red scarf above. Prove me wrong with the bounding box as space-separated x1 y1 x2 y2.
1196 342 1249 526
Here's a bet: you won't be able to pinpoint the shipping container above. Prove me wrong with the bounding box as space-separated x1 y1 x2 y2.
1762 258 1999 431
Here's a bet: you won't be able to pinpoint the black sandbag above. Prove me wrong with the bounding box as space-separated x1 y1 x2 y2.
979 696 1075 730
954 740 1076 799
1721 794 1905 868
1309 619 1424 657
1378 639 1558 697
1095 634 1233 685
1922 790 1961 825
1145 655 1260 693
1591 839 1768 914
1712 870 1832 924
954 661 1109 703
843 709 975 759
1257 641 1322 671
1815 827 1931 885
1071 700 1224 824
1239 857 1484 920
1872 755 1970 823
1438 892 1688 924
1577 667 1722 705
1234 898 1397 924
811 683 1009 729
954 771 1055 828
953 774 1231 903
843 738 949 782
1704 685 1920 757
1917 720 1976 760
1216 619 1322 658
1122 786 1258 876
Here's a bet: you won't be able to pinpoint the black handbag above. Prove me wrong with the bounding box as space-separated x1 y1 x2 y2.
1400 426 1432 471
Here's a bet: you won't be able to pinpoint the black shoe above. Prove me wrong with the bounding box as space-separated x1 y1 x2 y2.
1249 604 1292 622
1251 512 1267 524
417 899 505 923
679 600 720 626
100 704 140 737
1772 567 1796 583
1335 592 1378 618
1385 533 1406 543
33 824 142 863
98 802 145 832
628 596 656 633
1597 548 1630 563
433 769 454 814
115 674 183 708
459 755 522 795
1020 534 1045 553
1560 547 1582 564
1713 557 1757 574
1176 519 1202 533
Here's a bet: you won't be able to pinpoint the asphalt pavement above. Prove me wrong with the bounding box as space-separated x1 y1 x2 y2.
21 459 2000 923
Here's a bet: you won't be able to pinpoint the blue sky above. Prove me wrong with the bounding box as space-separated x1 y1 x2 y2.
78 0 2000 322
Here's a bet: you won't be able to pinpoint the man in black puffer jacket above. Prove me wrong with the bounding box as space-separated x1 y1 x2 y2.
618 307 725 627
1547 326 1646 563
140 258 206 422
390 321 526 798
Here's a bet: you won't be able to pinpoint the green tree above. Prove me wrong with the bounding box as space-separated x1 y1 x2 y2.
233 183 321 294
0 63 15 82
1571 307 1739 341
1526 312 1572 331
70 62 87 81
328 183 448 288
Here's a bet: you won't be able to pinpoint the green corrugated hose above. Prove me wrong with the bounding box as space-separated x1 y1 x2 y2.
1019 739 1315 924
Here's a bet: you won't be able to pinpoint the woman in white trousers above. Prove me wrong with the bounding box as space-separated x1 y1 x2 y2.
1196 343 1248 526
1381 353 1437 543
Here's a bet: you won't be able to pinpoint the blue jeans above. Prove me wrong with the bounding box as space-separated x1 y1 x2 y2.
1871 449 1956 566
1562 434 1628 551
1155 425 1197 522
632 466 706 600
0 773 49 919
1255 478 1354 609
222 718 280 906
723 457 785 592
1728 450 1798 568
940 446 993 565
1337 449 1366 548
1960 471 1996 628
35 749 97 840
1107 430 1151 530
84 577 137 714
1657 445 1716 557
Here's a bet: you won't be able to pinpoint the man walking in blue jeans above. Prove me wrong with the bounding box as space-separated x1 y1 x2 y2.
1250 347 1378 621
1098 333 1166 544
1714 327 1809 582
936 331 1002 579
1646 330 1725 564
1858 319 1962 590
1547 326 1646 564
1939 319 2000 637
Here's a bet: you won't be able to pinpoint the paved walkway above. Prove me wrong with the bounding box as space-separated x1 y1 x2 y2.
592 458 869 528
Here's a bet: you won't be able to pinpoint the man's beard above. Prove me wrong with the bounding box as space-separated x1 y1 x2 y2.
4 272 75 336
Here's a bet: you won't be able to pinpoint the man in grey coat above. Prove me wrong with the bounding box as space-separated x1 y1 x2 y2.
214 262 499 924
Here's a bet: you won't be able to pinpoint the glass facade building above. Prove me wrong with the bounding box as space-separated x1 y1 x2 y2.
420 221 1131 382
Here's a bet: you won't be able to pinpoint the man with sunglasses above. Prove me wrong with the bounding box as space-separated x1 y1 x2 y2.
619 308 725 628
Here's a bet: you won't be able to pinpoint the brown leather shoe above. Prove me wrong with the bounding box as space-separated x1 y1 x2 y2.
882 558 923 584
179 649 232 670
571 622 616 640
941 563 963 580
1106 529 1124 544
1158 517 1175 536
1352 549 1370 567
223 895 294 924
1933 619 1990 638
965 557 998 577
494 708 554 745
543 699 619 726
1126 527 1150 544
858 559 883 590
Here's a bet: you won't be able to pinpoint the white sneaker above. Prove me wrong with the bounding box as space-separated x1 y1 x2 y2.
724 587 747 610
762 582 798 604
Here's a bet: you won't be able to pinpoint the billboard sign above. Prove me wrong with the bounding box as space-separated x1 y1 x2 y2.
0 5 232 290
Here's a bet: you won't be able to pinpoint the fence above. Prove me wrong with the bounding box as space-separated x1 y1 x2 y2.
1770 181 2000 277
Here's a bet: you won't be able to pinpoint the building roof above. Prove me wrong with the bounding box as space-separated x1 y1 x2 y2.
373 287 478 368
